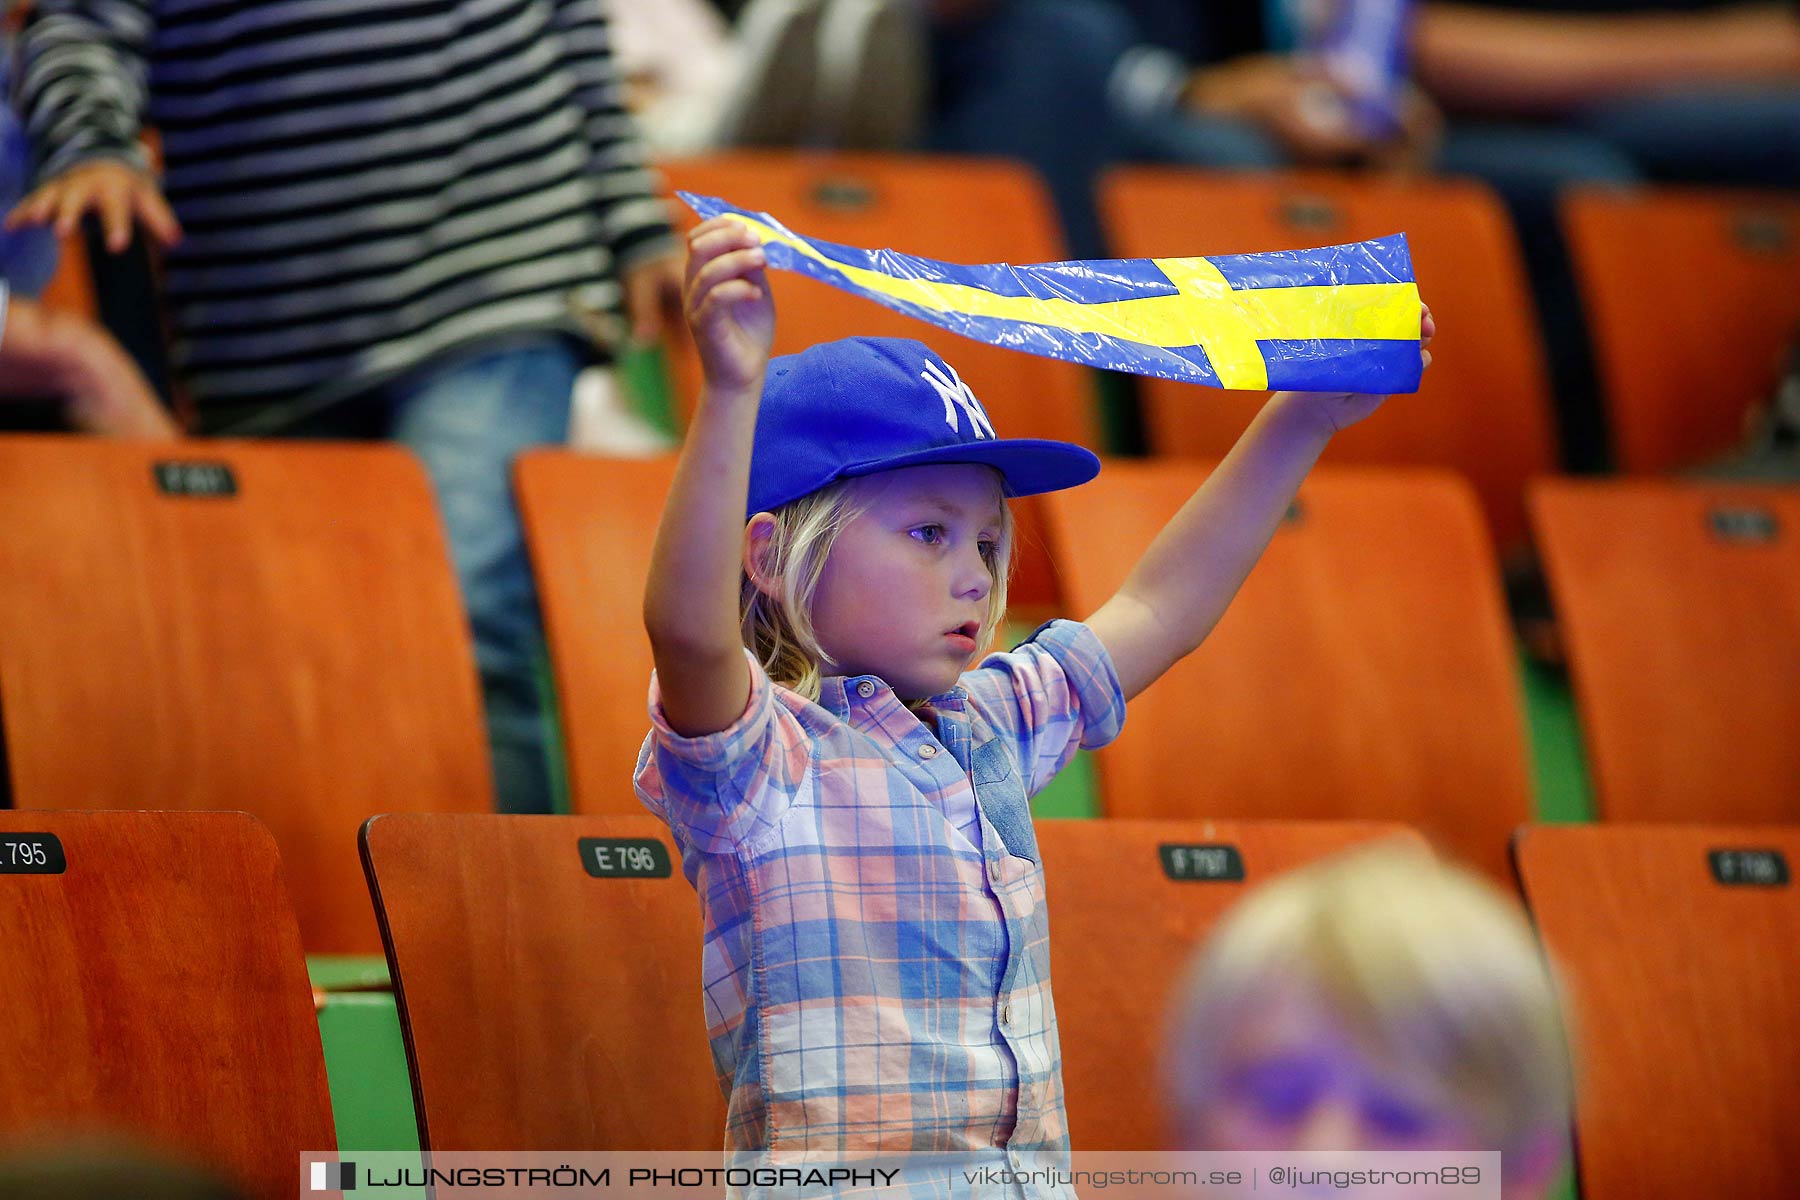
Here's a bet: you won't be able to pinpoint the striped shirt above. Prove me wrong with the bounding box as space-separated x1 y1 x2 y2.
635 620 1127 1169
13 0 674 419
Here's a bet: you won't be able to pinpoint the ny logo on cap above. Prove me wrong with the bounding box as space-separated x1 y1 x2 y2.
921 359 995 440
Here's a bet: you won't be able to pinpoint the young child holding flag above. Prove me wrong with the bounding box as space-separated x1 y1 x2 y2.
636 215 1433 1165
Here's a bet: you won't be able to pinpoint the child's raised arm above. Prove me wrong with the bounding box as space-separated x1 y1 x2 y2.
643 217 773 737
1086 307 1435 701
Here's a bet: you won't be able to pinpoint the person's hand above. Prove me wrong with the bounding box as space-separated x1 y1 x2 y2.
0 296 181 438
684 216 773 396
622 246 685 343
1367 83 1446 174
1184 55 1374 165
1186 54 1444 168
4 160 183 254
1272 302 1435 434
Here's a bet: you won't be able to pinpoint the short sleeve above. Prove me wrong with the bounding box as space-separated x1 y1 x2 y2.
632 648 815 854
958 618 1127 797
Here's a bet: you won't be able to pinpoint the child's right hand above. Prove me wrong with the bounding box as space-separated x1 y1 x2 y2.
684 216 774 397
4 160 183 253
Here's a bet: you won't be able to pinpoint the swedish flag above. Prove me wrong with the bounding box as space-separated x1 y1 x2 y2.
682 192 1423 395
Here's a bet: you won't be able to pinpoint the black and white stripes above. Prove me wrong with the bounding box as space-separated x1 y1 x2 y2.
15 0 672 414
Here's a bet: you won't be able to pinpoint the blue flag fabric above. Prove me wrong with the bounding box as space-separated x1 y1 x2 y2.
681 191 1423 394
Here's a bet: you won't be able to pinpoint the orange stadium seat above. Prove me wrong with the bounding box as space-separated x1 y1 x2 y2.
0 437 492 951
1528 479 1800 824
659 150 1101 612
1561 187 1800 473
658 151 1096 448
1099 167 1556 553
34 232 99 321
0 810 334 1199
1514 824 1800 1200
515 450 674 816
1043 461 1531 880
360 812 724 1150
1040 817 1428 1149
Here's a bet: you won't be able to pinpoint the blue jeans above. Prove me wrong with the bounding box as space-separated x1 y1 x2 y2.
1577 84 1800 188
387 338 577 815
261 336 580 814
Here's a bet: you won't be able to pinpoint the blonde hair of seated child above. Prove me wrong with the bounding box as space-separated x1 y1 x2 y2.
1164 841 1574 1189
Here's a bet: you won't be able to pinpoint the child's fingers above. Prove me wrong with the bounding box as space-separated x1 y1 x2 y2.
99 186 132 253
680 251 766 322
689 279 767 333
700 279 765 310
687 214 753 241
685 219 761 266
14 184 62 229
686 215 726 238
54 183 94 240
2 189 47 230
686 247 767 311
683 227 763 292
134 184 183 247
690 223 762 261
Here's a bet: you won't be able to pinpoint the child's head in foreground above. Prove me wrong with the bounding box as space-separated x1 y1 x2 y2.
1164 842 1573 1199
739 336 1099 701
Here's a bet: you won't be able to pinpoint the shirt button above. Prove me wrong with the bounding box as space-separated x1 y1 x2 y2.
1000 1002 1012 1027
856 680 876 698
919 744 938 759
988 860 1003 885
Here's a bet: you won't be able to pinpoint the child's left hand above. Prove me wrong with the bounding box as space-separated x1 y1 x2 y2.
1274 302 1435 435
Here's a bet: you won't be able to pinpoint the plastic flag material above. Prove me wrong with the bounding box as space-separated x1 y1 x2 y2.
681 191 1423 394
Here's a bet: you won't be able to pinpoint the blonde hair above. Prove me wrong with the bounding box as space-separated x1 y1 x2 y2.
740 471 1014 701
1164 842 1573 1156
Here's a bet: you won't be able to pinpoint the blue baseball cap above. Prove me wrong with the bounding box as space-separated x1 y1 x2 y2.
746 337 1101 516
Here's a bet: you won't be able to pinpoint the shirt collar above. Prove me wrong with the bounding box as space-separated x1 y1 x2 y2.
817 674 968 719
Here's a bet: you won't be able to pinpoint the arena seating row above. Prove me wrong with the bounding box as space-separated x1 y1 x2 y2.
530 455 1800 870
1 439 1795 948
2 810 1794 1200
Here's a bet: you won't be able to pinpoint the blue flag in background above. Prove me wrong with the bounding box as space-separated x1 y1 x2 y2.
682 191 1423 394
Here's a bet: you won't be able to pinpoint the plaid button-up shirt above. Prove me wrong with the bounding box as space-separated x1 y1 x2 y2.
636 620 1125 1160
